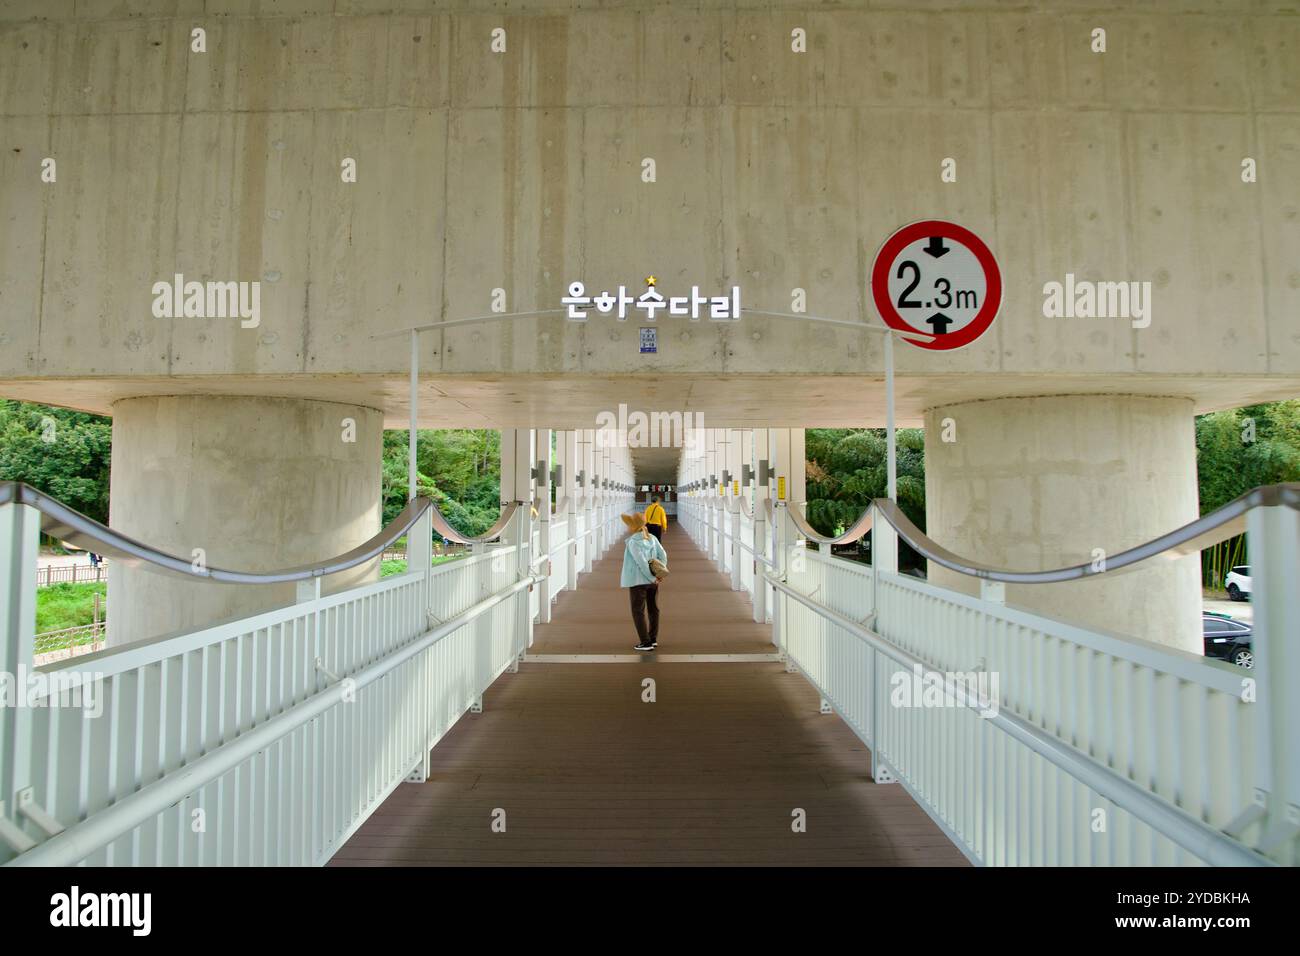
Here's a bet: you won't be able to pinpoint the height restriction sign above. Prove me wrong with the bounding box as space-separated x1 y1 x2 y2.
870 219 1002 350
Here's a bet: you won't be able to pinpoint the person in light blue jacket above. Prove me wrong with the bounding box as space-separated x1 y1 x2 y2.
620 512 668 651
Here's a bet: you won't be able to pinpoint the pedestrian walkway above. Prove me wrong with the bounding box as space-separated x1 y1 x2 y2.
331 520 968 866
530 521 773 655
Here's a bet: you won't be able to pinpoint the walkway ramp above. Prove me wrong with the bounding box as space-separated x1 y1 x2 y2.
332 521 967 866
530 522 772 656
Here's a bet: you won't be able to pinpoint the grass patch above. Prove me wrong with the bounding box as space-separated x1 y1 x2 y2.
36 582 106 633
381 552 468 578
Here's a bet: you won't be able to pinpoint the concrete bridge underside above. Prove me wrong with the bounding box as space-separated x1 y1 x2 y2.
3 1 1296 664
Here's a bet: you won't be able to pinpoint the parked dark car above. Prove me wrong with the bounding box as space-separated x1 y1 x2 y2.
1203 612 1253 669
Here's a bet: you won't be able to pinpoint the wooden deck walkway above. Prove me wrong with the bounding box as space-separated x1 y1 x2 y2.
331 520 968 866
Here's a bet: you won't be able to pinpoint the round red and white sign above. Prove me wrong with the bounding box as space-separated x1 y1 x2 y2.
870 220 1002 350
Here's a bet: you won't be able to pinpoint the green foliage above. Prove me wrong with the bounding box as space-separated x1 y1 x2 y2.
381 429 501 536
1196 402 1300 512
380 553 468 578
1195 401 1300 584
805 427 926 539
36 582 107 633
0 401 111 523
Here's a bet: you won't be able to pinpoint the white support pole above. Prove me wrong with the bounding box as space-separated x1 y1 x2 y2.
789 428 807 507
580 430 594 573
1247 504 1300 860
403 498 433 783
560 430 579 591
500 429 534 508
0 501 38 843
770 428 790 651
727 427 743 591
752 427 769 624
877 334 900 577
536 428 553 624
408 330 420 502
594 444 606 556
710 430 724 565
711 430 718 553
765 428 780 623
499 429 535 614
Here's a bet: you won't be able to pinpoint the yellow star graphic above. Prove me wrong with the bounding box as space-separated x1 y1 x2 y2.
645 275 657 287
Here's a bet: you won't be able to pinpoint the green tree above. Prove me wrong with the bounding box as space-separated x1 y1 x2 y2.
381 429 502 537
0 401 112 524
1195 401 1300 586
805 427 926 568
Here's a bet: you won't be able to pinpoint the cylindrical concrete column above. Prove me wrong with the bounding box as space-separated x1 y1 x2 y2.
923 395 1201 652
107 395 383 645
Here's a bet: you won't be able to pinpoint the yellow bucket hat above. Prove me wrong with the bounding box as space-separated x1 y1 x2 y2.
620 512 647 532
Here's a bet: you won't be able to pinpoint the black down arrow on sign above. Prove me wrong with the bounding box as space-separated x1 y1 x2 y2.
924 236 949 258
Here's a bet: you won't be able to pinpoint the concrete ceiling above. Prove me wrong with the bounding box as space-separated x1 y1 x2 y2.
628 444 683 485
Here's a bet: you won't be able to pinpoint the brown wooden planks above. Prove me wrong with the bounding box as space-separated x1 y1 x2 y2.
331 520 968 866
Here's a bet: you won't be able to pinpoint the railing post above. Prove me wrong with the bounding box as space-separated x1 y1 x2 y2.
1247 502 1300 861
537 447 553 625
0 500 39 853
516 498 534 652
407 503 432 608
869 646 896 785
772 502 788 652
729 503 742 592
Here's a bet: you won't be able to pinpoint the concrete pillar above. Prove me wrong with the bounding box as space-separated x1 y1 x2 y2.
107 395 382 645
923 395 1201 652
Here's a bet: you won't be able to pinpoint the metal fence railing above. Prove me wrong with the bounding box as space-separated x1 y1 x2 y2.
1 481 635 866
35 563 107 587
678 485 1299 867
32 622 106 666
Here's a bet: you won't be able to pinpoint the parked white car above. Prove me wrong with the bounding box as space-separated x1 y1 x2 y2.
1225 565 1251 602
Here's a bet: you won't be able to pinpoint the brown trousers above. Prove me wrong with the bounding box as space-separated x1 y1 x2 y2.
629 583 660 644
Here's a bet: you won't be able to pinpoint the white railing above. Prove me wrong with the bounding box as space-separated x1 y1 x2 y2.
676 489 1296 866
3 546 534 865
529 495 634 624
0 486 570 866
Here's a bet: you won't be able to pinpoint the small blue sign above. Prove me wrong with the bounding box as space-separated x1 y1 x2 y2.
639 327 658 354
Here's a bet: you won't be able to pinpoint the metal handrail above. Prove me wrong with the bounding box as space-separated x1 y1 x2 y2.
775 497 875 546
765 483 1300 584
0 481 518 584
875 484 1299 583
429 500 520 546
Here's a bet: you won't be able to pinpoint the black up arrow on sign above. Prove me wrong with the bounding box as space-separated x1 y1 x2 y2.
923 236 949 258
926 312 954 334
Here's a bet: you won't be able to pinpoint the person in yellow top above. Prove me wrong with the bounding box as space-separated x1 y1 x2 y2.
644 495 667 542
